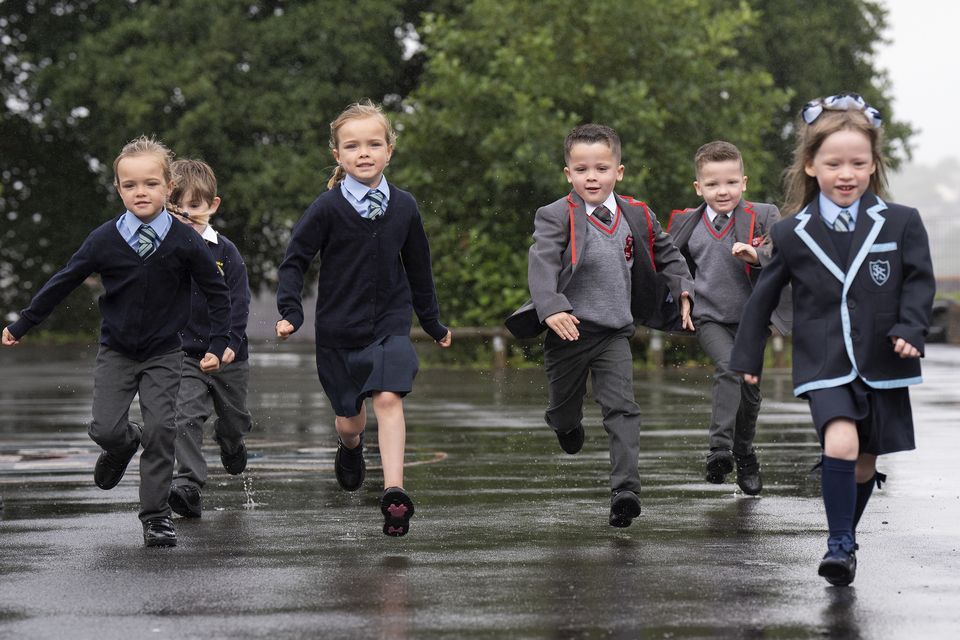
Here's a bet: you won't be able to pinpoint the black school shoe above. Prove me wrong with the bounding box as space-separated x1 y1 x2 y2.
381 487 415 537
556 424 585 454
735 452 763 495
335 434 366 491
93 434 141 490
169 484 202 518
705 448 734 484
818 535 858 586
217 437 247 475
609 489 642 528
143 516 178 548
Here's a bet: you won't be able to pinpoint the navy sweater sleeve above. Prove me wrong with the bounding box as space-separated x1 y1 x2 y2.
187 237 231 358
399 202 448 341
7 233 99 339
276 202 324 332
221 237 251 353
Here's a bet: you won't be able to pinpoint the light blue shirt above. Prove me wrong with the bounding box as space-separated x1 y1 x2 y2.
340 174 391 218
116 209 173 250
819 193 860 231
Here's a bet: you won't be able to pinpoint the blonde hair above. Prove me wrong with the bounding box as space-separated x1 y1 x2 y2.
171 159 218 225
327 99 397 189
113 135 174 186
782 108 888 215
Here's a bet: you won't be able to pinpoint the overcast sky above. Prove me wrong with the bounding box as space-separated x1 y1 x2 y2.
877 0 958 165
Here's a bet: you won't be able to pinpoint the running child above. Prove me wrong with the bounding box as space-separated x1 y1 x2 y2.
730 93 935 586
276 100 452 537
667 141 791 494
168 159 253 518
506 123 694 527
2 136 231 547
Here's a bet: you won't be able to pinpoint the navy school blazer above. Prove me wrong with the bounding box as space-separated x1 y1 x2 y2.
729 191 935 396
666 199 792 335
505 191 694 339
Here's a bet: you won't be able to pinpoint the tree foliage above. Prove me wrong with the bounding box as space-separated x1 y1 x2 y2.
1 0 912 331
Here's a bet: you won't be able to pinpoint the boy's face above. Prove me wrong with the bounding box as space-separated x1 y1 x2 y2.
694 159 747 215
115 155 173 222
172 189 220 235
564 142 624 206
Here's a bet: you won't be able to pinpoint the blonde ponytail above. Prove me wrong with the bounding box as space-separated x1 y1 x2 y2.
327 164 346 190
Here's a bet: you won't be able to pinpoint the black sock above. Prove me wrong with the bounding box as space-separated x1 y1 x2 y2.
853 473 876 532
821 455 856 540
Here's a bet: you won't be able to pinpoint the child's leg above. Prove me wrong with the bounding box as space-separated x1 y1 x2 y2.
372 391 406 489
853 453 878 532
209 360 253 459
136 349 184 521
89 347 142 453
543 335 591 436
696 322 742 453
335 405 366 449
589 331 642 494
734 380 762 456
173 358 213 488
821 419 859 542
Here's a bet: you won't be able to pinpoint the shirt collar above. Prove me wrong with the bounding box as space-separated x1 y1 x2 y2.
200 224 219 244
120 209 173 238
586 193 618 217
819 192 860 225
342 173 390 203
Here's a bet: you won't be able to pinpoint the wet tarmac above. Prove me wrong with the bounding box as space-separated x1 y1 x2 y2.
1 342 959 639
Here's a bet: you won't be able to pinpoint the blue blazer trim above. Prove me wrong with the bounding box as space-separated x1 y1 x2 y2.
859 375 924 389
793 207 846 283
869 242 897 252
793 370 859 396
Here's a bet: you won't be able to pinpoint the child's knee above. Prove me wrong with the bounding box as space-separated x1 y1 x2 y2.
855 454 877 483
372 391 403 412
822 419 859 460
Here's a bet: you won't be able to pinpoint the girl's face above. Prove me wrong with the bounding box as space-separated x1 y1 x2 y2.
805 128 876 208
116 154 172 221
332 116 394 188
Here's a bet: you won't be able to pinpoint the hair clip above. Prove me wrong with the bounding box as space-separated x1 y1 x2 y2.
801 92 882 128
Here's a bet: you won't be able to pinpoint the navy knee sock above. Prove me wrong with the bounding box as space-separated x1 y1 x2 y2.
821 455 857 541
853 474 875 532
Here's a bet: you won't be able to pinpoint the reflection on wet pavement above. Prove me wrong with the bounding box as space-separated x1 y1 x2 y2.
1 343 959 638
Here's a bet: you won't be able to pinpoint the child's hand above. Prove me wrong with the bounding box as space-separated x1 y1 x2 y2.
2 327 18 346
891 336 920 358
200 352 221 372
222 347 236 365
276 319 295 340
741 373 760 385
437 330 452 348
546 312 580 341
731 242 759 265
680 292 695 331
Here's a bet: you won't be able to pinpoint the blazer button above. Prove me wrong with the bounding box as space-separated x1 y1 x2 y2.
850 329 860 340
847 299 856 310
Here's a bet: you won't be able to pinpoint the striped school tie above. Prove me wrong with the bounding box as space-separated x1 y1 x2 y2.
833 209 853 232
714 213 729 231
137 224 160 259
593 204 612 225
366 189 386 219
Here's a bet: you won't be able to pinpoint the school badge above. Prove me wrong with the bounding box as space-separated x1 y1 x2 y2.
624 235 634 262
869 259 890 286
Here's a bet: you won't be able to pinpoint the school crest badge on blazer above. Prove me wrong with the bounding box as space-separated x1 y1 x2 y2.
869 259 890 286
624 235 634 262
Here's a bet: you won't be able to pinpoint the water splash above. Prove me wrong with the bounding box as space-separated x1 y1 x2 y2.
242 473 258 510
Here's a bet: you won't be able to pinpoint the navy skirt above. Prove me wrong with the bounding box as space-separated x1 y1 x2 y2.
315 335 419 417
804 378 915 455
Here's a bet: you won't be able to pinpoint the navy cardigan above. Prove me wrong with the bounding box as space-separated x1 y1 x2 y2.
276 185 447 348
8 214 231 361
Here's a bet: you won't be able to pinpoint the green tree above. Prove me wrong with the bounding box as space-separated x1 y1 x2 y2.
394 0 789 326
739 0 913 188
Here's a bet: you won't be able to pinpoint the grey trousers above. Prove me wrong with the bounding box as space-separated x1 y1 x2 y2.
173 357 252 489
543 325 642 493
697 320 762 456
89 346 183 521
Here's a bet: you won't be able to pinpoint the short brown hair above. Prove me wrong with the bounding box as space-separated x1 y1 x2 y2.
112 135 174 186
564 123 621 163
171 159 218 206
694 140 743 175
